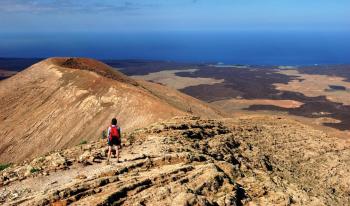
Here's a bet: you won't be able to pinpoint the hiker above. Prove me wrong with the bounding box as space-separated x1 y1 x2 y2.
107 118 121 164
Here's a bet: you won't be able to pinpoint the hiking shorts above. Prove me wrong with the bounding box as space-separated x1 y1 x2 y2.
108 138 121 146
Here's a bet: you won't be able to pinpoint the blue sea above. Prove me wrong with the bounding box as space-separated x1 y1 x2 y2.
1 29 350 65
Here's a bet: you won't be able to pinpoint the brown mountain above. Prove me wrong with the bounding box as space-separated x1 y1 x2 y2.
0 58 221 163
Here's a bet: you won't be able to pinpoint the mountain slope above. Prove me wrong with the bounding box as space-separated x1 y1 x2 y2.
0 58 221 163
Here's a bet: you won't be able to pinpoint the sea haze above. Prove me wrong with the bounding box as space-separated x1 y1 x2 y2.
1 29 350 65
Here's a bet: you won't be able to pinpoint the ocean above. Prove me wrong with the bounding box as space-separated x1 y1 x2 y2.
1 30 350 65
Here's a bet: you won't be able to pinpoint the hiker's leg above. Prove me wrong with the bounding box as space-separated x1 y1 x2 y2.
112 145 115 158
107 145 112 162
116 145 120 162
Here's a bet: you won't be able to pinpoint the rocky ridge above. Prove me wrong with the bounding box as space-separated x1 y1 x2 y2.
1 116 349 205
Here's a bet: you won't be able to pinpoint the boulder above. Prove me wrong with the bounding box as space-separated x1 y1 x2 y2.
50 153 67 168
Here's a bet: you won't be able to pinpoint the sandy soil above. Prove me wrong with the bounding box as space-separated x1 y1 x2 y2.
132 69 224 89
211 98 304 111
275 69 350 105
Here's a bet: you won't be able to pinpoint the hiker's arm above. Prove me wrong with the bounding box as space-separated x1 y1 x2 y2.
107 127 111 139
118 127 121 139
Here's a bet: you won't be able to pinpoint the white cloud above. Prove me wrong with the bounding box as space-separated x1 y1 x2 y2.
0 0 153 13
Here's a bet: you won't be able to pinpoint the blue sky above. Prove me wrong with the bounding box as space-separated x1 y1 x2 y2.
0 0 349 32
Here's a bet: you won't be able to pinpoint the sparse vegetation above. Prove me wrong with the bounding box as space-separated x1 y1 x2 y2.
127 133 136 144
30 167 40 173
101 130 107 139
0 163 11 171
78 140 88 145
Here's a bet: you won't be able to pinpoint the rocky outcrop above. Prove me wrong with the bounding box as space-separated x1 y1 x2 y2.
1 116 349 205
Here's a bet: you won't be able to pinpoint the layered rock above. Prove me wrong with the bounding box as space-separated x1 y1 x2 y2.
1 116 349 205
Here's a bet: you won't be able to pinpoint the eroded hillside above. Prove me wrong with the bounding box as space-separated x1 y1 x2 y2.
1 116 349 205
0 58 221 163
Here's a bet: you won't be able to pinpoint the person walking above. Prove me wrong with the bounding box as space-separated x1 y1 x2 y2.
107 118 121 164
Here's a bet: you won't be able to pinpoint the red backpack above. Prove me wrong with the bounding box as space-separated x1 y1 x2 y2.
109 126 120 140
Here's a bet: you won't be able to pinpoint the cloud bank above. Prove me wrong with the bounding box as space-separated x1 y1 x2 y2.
0 0 156 13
